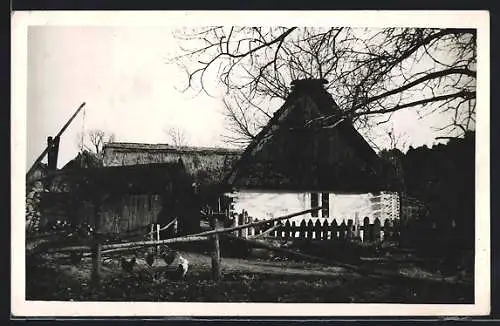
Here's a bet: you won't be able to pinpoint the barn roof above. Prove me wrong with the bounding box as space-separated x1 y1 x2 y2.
224 78 387 193
102 142 243 191
103 142 243 156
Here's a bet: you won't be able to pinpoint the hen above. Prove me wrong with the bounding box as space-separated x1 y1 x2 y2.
176 256 189 280
145 252 155 267
162 250 178 266
121 257 136 273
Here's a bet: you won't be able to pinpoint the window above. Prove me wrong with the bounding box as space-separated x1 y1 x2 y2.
321 193 329 218
311 192 319 217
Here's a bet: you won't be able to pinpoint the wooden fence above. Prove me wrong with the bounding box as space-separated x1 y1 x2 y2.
236 214 400 243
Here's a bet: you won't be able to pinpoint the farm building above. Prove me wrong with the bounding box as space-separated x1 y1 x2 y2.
41 158 199 235
102 143 243 210
223 78 398 226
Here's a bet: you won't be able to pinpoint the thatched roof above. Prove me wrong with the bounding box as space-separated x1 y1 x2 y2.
102 142 243 190
103 143 242 156
224 79 386 193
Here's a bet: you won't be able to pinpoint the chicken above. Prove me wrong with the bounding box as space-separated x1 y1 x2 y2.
161 251 189 280
162 250 178 266
172 255 189 280
121 257 136 273
145 252 155 267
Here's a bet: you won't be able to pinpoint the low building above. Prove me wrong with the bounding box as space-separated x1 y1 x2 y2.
102 142 243 211
41 160 196 235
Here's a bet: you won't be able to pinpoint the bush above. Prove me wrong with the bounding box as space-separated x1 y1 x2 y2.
26 181 46 234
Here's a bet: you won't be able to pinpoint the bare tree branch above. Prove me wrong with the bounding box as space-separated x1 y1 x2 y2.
172 27 476 145
164 126 190 147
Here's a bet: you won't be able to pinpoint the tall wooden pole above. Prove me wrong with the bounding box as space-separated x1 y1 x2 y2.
210 215 221 282
91 197 102 288
27 102 86 177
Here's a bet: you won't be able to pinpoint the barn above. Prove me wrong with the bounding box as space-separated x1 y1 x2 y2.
223 79 396 227
41 159 196 235
102 143 243 210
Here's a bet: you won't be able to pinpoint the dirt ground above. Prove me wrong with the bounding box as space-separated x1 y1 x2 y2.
26 247 474 303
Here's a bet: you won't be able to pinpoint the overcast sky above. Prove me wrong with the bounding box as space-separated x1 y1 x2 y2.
27 26 451 169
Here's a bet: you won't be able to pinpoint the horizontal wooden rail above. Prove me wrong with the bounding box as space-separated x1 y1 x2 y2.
41 207 324 254
189 206 324 238
46 236 210 253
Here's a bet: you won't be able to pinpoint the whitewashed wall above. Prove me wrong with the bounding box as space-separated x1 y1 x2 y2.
227 191 380 224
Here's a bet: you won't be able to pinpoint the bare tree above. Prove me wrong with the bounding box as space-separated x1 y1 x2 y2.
164 126 190 147
76 129 116 154
172 27 476 146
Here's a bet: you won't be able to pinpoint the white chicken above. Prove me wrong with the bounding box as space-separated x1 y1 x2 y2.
161 250 189 280
176 255 189 280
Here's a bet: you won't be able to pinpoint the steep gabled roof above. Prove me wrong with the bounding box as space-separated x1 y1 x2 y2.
224 79 386 193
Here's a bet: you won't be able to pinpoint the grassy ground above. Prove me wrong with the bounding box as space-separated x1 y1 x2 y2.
26 242 474 303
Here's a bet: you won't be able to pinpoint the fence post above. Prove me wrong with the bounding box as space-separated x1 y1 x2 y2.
330 219 338 240
237 212 244 237
253 218 259 236
374 218 381 243
339 220 347 240
321 220 329 240
91 199 102 289
383 218 392 242
354 212 360 239
233 213 239 236
242 211 249 239
149 224 155 255
284 220 291 240
299 219 307 238
393 218 401 245
291 221 297 239
314 220 322 240
307 220 314 240
248 215 254 237
363 217 370 243
347 219 354 240
210 215 221 282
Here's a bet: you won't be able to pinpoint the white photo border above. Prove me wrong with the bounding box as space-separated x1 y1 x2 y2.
11 10 491 317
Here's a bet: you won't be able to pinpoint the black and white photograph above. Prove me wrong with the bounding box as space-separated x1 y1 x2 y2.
12 11 490 317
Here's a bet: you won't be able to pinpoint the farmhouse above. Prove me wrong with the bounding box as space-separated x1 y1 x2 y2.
38 79 397 236
224 78 395 225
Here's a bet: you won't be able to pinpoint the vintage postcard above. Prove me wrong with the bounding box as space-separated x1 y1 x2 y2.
11 10 490 317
